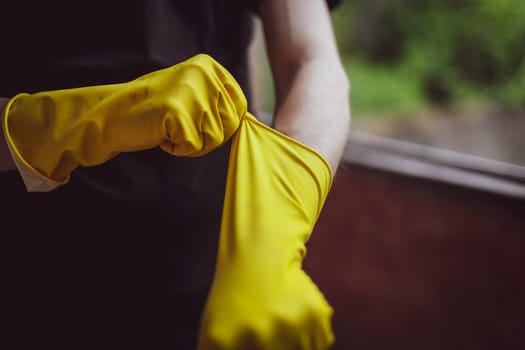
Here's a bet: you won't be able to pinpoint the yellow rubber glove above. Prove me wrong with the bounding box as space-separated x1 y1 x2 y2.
1 54 246 191
197 113 335 350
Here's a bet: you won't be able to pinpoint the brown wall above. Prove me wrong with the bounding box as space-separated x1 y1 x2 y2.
304 164 525 350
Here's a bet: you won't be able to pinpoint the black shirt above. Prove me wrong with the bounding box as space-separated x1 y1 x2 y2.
0 0 255 95
2 2 255 349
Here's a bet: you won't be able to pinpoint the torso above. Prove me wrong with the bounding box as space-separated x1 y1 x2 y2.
0 1 255 348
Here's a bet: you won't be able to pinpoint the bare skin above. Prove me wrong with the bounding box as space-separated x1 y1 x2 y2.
261 0 351 173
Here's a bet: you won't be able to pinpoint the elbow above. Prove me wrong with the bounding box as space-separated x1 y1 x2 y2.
341 70 351 98
332 62 350 98
331 64 351 122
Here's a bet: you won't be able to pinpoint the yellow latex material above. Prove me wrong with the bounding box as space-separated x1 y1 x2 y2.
198 113 334 350
2 54 245 189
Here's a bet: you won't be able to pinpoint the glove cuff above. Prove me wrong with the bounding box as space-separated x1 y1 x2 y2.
2 94 62 192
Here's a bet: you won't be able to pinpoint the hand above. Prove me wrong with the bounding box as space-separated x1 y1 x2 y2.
3 54 247 191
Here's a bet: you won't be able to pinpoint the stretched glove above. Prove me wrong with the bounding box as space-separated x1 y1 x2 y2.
1 54 246 191
197 113 335 350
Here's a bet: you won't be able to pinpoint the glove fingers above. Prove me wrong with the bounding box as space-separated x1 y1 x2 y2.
197 115 334 350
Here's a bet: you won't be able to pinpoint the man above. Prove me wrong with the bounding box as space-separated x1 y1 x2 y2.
0 0 349 348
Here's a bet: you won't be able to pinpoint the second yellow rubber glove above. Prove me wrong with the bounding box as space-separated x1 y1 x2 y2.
197 113 335 350
1 54 246 191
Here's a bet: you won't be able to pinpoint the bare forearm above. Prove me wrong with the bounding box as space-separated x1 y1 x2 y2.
0 97 16 172
260 0 350 173
272 59 350 172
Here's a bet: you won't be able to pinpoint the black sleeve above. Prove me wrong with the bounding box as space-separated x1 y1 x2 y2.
248 0 342 14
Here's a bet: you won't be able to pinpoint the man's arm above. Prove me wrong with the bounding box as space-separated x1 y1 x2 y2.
259 0 350 173
0 97 16 172
0 55 248 191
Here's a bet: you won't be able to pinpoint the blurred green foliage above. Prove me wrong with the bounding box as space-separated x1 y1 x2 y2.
332 0 525 115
